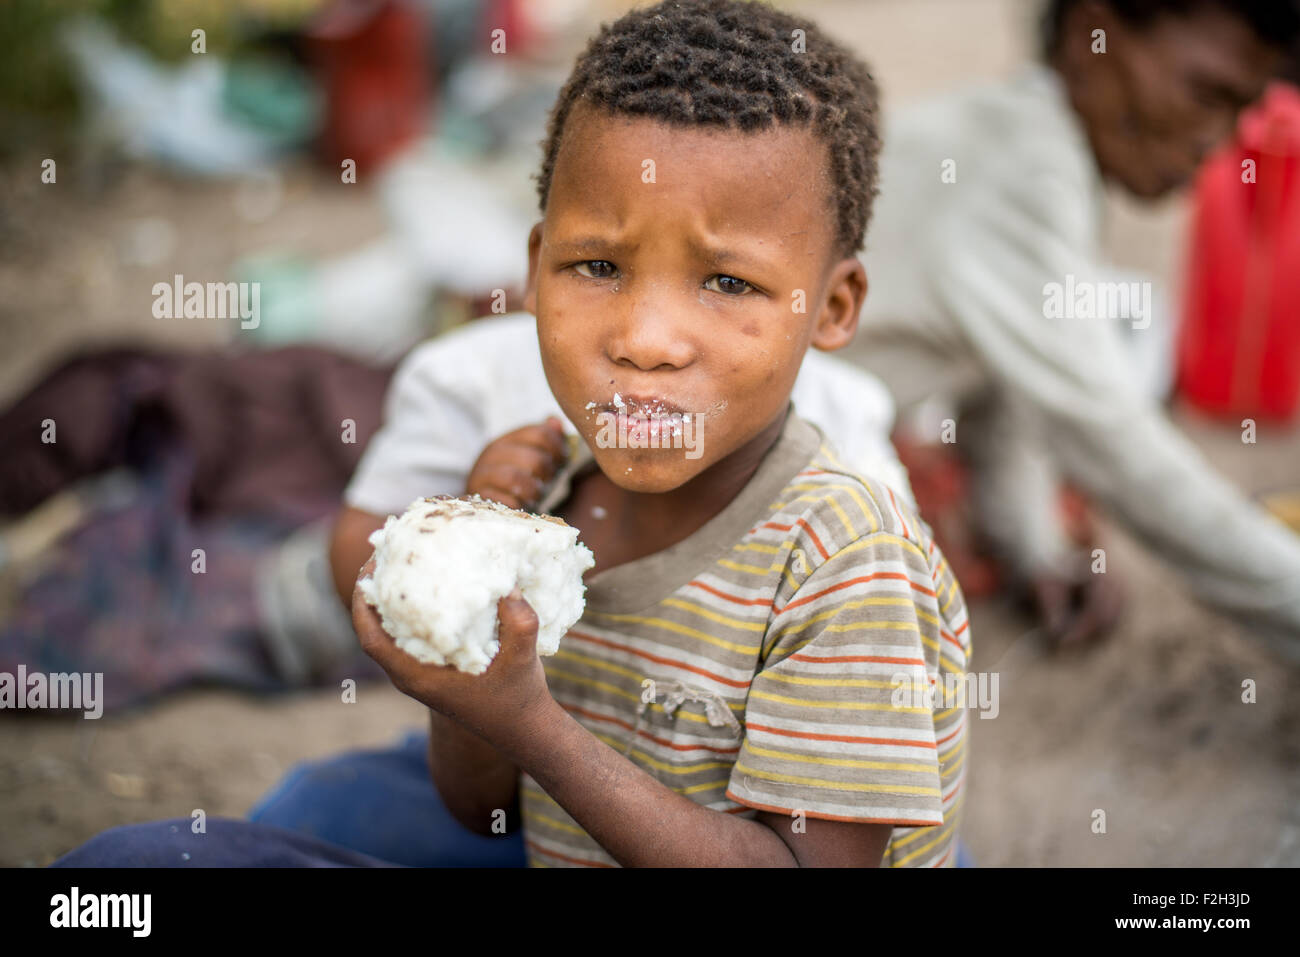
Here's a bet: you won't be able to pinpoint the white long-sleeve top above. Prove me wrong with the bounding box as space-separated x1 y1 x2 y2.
845 64 1300 651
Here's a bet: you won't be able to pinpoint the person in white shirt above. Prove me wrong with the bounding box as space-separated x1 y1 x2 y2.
842 0 1300 655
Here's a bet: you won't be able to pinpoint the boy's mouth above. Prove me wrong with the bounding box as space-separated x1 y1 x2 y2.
586 392 694 443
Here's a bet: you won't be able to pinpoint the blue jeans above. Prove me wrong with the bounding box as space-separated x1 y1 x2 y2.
246 730 525 867
54 731 973 867
53 731 524 868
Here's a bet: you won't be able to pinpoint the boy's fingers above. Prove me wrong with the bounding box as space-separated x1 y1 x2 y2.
350 561 415 675
497 588 539 645
506 448 560 484
481 445 561 485
473 463 543 506
351 584 396 662
350 585 458 695
350 557 379 638
510 422 569 464
479 489 525 509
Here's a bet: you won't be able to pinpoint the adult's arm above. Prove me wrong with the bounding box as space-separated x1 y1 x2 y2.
932 169 1300 653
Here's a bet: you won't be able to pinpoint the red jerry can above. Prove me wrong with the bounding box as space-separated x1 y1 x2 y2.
1177 82 1300 422
307 0 432 177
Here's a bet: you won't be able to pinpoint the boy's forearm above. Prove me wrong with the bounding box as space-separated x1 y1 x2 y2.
333 508 522 833
507 700 799 867
329 506 386 609
427 709 521 835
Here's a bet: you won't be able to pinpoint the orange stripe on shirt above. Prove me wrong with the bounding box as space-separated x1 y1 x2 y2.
524 839 613 868
757 518 830 560
724 791 942 826
788 652 926 666
887 487 911 539
935 723 964 746
940 629 966 654
684 579 776 609
561 702 743 755
565 629 751 688
745 721 938 749
776 571 937 614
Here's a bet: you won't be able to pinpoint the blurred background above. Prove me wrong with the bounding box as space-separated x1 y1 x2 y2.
1 0 1297 867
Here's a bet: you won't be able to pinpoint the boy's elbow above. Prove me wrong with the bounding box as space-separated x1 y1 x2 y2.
425 725 522 836
447 802 518 837
432 774 522 836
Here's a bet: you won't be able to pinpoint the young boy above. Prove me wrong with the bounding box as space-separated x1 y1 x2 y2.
348 0 970 868
53 0 970 869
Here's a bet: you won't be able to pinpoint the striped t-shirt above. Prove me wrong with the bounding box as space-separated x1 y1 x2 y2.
527 406 971 867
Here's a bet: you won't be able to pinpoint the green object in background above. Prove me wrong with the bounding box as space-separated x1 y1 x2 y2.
235 254 320 345
222 57 321 147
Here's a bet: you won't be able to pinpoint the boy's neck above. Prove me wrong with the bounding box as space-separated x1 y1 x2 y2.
567 404 791 572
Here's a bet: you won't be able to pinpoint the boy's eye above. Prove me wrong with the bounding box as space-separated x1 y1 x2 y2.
704 274 753 296
574 260 618 279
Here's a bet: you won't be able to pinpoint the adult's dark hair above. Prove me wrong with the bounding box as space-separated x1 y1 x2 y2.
1041 0 1300 59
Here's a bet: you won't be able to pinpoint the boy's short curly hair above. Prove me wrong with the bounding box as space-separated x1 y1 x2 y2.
534 0 882 260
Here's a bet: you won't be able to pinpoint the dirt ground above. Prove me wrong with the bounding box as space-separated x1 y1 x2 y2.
2 0 1298 867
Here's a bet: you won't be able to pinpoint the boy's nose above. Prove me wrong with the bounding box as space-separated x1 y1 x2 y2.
606 300 696 372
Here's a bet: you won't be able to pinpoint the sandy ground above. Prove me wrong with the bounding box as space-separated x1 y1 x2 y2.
2 0 1298 867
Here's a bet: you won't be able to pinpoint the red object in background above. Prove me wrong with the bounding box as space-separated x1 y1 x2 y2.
892 433 1100 602
488 0 535 55
1177 82 1300 422
307 0 431 176
891 432 1001 600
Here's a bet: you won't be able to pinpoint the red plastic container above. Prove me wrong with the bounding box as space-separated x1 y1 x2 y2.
307 0 432 176
1177 82 1300 422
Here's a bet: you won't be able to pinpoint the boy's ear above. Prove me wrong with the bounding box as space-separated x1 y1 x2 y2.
523 222 544 315
809 256 867 352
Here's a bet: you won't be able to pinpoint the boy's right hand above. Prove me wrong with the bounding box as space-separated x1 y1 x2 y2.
465 416 569 510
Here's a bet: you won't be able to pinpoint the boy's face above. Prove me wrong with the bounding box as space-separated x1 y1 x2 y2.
524 105 866 494
1065 3 1281 198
